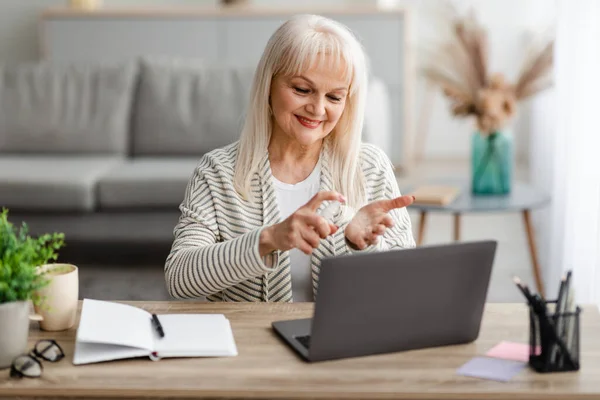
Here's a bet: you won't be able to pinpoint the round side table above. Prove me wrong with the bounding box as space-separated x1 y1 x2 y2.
407 181 551 297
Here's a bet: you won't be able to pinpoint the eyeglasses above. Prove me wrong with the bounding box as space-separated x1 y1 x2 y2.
10 340 65 379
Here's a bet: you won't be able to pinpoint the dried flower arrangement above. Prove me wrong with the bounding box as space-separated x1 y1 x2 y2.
422 5 554 135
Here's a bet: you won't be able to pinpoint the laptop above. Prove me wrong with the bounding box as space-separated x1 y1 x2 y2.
272 240 497 362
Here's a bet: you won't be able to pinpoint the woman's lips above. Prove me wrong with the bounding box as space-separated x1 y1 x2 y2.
295 115 322 129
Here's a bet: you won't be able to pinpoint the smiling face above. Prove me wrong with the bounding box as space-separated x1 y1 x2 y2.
269 57 350 149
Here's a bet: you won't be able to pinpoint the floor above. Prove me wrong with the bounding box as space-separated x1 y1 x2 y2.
76 158 540 303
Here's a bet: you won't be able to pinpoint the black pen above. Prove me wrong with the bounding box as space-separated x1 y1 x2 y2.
555 275 566 319
513 276 534 305
152 313 165 338
530 293 551 360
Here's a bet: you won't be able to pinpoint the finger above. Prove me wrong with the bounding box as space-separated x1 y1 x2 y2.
305 214 333 238
300 228 322 249
372 224 386 235
354 237 368 250
298 241 313 255
381 215 394 228
365 230 379 243
379 195 415 212
304 191 346 212
367 235 379 246
329 223 339 234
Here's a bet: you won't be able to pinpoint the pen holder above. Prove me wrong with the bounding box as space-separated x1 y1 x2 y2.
528 300 581 373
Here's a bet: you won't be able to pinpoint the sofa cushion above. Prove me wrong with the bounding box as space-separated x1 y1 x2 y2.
97 158 199 209
0 62 137 155
132 59 254 156
0 156 122 212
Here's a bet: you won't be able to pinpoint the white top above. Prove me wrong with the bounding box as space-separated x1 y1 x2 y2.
272 160 321 302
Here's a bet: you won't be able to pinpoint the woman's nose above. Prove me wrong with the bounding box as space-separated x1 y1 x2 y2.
306 96 326 117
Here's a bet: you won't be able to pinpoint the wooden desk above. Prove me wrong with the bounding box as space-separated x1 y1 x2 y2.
1 302 599 400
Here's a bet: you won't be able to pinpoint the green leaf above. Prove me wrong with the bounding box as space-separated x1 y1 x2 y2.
0 208 66 304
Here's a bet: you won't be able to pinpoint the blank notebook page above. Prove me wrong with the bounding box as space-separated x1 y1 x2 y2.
153 314 237 357
77 299 154 351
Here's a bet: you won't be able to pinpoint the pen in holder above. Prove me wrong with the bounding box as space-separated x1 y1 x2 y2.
528 299 581 373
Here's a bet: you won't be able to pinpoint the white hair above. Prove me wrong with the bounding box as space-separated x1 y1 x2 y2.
233 14 369 209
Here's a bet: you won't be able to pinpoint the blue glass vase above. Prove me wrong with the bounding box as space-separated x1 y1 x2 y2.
471 131 513 195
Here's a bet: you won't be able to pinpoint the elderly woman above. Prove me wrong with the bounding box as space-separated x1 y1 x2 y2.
164 14 416 302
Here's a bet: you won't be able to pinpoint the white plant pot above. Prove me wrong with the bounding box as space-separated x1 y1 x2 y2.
0 301 30 369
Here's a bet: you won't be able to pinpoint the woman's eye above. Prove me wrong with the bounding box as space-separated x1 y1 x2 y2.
294 87 310 94
328 95 342 102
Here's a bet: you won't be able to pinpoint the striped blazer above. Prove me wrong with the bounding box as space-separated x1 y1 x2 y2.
164 140 416 302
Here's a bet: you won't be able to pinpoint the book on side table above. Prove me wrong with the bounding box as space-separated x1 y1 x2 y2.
73 299 238 365
409 185 460 206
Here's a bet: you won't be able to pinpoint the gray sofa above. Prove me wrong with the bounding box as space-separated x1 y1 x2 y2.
0 58 391 258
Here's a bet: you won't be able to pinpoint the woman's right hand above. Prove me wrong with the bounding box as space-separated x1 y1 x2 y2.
259 191 346 256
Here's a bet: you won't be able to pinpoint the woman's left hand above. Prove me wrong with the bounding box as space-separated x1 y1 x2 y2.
344 195 415 250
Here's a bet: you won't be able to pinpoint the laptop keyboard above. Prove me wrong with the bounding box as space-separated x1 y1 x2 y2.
295 335 311 349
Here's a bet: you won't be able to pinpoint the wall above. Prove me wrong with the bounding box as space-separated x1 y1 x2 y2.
597 199 600 310
0 0 217 63
0 0 555 161
596 196 600 310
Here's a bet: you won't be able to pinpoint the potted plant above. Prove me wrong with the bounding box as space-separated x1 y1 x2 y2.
0 209 65 369
422 5 554 195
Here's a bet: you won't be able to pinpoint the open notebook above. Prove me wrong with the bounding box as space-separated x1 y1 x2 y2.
73 299 238 365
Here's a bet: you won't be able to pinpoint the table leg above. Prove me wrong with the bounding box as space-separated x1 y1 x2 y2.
522 209 546 298
454 213 461 241
417 211 427 246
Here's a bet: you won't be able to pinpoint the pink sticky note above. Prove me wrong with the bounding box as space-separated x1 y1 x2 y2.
485 341 540 362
